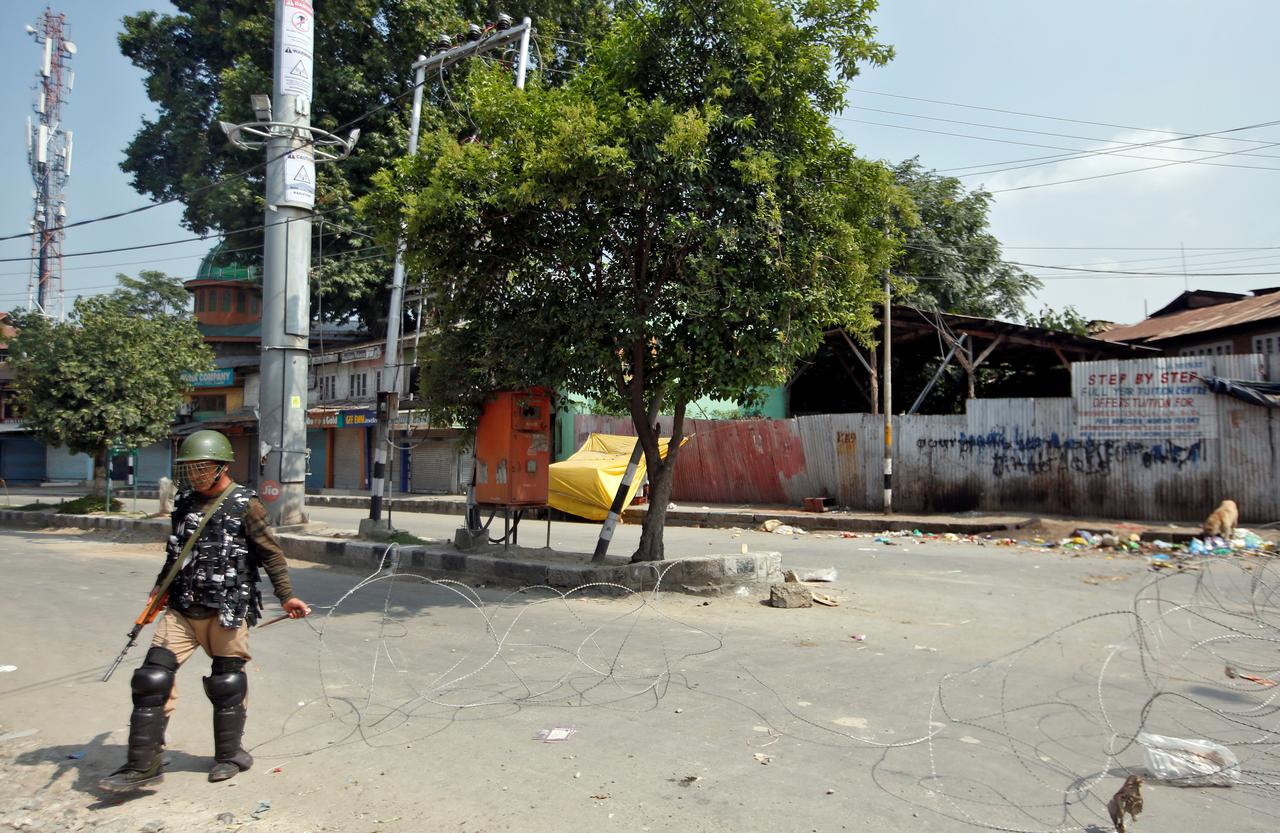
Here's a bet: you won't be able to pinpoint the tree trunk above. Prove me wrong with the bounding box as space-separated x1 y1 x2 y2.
632 400 687 562
92 448 109 498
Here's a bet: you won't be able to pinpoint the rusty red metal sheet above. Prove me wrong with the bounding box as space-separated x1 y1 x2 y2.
574 415 806 505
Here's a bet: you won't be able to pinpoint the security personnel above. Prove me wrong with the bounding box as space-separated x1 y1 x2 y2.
99 430 310 791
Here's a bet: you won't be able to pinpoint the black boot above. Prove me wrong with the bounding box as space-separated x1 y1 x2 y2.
99 648 176 793
205 657 253 783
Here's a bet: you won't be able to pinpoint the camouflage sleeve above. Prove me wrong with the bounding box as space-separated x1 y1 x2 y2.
243 497 296 604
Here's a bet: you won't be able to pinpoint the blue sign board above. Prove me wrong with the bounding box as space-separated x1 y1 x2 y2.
182 368 235 388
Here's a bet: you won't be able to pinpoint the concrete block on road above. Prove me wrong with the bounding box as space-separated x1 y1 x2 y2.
770 583 813 608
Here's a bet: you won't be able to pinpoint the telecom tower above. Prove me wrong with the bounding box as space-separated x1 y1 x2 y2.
25 8 76 320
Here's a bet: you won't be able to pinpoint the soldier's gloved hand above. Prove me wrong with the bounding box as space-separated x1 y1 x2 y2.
283 597 311 618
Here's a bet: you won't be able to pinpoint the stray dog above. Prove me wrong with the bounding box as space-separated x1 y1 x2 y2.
1203 499 1239 538
1107 774 1143 833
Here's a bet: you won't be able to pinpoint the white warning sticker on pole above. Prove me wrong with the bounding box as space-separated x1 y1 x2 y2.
282 148 315 209
280 0 314 99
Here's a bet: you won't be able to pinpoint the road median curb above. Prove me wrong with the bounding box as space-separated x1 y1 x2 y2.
0 510 782 595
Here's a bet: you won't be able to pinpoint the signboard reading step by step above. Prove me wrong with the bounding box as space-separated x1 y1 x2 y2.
1072 356 1219 440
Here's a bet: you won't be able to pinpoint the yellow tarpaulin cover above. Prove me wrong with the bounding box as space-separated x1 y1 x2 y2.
548 433 680 521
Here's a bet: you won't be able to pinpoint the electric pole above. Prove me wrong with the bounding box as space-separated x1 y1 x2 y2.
882 276 892 514
25 7 76 321
366 16 533 531
222 0 359 525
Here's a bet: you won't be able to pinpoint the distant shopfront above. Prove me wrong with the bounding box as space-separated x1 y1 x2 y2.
307 407 376 491
306 407 466 494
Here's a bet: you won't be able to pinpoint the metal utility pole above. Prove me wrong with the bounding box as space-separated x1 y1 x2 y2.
367 15 533 529
25 8 77 321
222 0 359 525
882 277 893 514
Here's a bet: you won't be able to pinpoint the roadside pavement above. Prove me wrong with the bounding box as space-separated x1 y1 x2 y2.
2 527 1277 832
4 485 1253 545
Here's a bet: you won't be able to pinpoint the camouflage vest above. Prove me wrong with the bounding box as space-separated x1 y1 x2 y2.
166 485 263 628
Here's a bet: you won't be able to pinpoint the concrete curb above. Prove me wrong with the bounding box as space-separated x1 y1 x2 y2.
282 534 781 594
0 510 781 596
14 492 1034 535
0 508 169 539
300 494 1033 535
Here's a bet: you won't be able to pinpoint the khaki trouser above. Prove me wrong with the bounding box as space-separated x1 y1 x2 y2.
151 609 252 717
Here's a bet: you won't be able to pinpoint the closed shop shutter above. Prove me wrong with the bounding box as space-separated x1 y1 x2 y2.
411 441 454 493
1 436 47 482
136 441 171 484
333 428 364 490
46 445 91 482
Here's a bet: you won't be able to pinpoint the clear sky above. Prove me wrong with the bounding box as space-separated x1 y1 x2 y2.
0 2 205 316
2 1 1277 326
845 0 1280 324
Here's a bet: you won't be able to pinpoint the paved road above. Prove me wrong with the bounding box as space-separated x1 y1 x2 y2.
2 526 1274 833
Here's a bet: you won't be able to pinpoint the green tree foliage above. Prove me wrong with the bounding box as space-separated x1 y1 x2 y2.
8 274 213 495
889 158 1039 319
113 269 192 317
1026 305 1091 335
363 0 905 560
117 0 607 331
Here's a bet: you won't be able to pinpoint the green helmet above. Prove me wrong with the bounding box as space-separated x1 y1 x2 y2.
176 429 235 463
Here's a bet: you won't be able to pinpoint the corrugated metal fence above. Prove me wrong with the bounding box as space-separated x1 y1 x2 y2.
574 356 1280 522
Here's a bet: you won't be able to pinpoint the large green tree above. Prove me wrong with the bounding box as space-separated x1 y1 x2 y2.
888 158 1039 319
118 0 607 331
8 275 213 496
363 0 906 561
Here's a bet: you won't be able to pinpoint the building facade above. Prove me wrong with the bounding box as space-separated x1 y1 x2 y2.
306 338 468 495
1098 289 1280 358
177 243 266 485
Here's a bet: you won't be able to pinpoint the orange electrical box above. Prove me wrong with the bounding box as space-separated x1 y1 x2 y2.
473 389 552 506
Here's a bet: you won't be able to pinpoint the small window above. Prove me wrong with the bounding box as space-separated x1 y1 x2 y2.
236 291 247 313
250 295 260 315
191 394 226 413
221 290 231 312
194 291 204 313
1252 332 1280 355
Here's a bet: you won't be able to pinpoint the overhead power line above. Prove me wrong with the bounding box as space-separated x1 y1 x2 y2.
988 129 1280 193
849 87 1280 147
848 105 1280 160
0 47 456 246
0 204 360 264
838 116 1280 175
901 241 1280 278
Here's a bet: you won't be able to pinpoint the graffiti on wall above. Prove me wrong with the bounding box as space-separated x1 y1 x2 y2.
917 428 1205 478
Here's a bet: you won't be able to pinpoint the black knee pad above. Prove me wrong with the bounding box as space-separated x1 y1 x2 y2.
130 647 177 708
204 657 248 709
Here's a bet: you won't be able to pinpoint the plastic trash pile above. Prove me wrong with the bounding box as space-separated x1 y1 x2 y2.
1058 527 1274 561
826 526 1275 560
